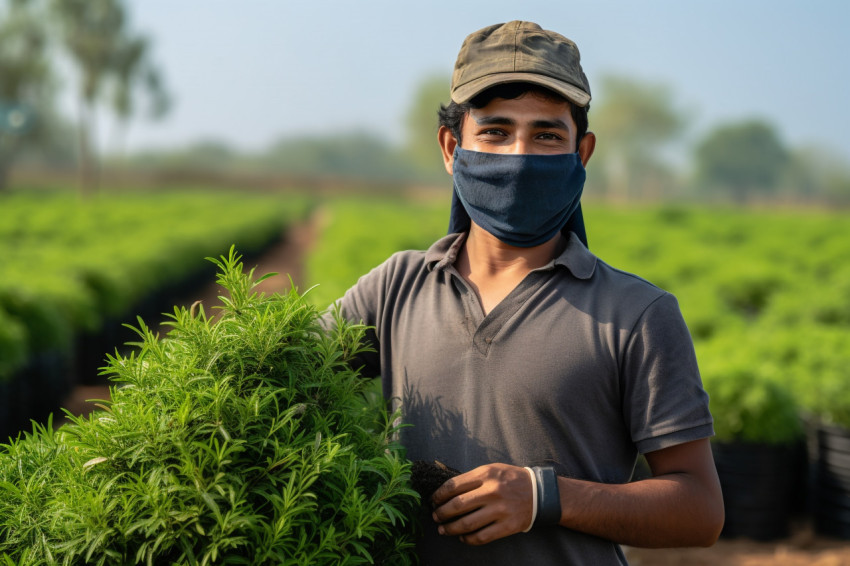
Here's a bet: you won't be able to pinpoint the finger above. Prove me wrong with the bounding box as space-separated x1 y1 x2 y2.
437 497 530 538
439 505 524 546
459 521 512 546
431 471 484 507
433 489 482 523
436 506 495 537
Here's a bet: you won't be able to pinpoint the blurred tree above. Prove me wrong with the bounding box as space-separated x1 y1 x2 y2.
260 131 414 182
783 145 850 205
109 34 171 158
403 74 451 185
50 0 170 193
50 0 124 193
586 75 689 200
168 139 238 172
0 0 52 191
695 119 788 202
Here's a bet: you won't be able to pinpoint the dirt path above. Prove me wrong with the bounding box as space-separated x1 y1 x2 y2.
625 523 850 565
185 212 318 318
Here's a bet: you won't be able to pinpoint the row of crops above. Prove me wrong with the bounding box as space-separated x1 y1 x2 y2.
305 196 850 442
0 187 310 438
586 205 850 440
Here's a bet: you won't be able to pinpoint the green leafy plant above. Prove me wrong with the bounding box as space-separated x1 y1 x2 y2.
0 248 419 565
699 349 804 445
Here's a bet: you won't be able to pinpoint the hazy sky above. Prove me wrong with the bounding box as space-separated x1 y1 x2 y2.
114 0 849 161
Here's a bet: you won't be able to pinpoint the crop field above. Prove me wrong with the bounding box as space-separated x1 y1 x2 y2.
306 196 850 437
0 188 310 380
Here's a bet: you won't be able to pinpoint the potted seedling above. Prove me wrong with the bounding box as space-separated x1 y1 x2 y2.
701 355 805 541
799 331 850 540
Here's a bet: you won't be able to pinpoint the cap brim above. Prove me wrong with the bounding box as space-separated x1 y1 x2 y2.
452 72 591 107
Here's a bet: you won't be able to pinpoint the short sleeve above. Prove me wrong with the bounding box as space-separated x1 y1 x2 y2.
319 259 393 378
621 292 714 454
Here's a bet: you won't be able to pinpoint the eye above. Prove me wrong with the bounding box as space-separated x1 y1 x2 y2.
479 128 507 137
536 132 564 141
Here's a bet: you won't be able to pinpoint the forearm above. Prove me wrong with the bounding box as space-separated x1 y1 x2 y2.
431 440 724 548
557 472 724 548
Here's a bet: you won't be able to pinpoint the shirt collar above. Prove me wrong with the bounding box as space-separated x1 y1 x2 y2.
425 232 467 271
425 231 597 280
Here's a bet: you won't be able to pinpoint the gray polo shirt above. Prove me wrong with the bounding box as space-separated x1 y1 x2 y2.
331 231 713 565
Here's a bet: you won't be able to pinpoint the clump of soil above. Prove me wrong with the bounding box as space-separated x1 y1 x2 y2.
410 460 461 504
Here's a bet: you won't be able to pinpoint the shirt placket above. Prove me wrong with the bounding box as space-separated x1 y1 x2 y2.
446 267 554 356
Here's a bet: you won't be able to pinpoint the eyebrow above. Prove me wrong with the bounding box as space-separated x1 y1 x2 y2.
473 115 571 130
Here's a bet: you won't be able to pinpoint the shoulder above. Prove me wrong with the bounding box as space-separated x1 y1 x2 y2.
333 234 459 319
546 232 687 333
372 232 463 280
595 259 687 331
362 244 434 285
593 258 669 304
558 232 667 305
558 233 673 322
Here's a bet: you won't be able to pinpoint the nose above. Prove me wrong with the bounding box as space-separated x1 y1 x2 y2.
509 138 531 154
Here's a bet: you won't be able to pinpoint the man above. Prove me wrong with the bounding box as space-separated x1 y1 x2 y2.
330 21 723 564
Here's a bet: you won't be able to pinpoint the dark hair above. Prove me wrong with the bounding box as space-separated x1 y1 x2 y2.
437 82 589 147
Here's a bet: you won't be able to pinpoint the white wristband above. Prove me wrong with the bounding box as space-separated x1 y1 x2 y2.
523 466 538 533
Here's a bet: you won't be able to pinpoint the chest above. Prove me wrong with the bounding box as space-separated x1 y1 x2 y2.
379 270 625 423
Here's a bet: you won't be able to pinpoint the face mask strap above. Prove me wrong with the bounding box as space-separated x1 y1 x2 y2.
563 203 588 248
447 186 472 235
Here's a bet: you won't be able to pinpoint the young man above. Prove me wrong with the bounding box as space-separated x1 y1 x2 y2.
329 21 723 564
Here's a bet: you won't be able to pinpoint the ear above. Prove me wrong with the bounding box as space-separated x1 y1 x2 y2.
438 125 458 175
578 131 596 167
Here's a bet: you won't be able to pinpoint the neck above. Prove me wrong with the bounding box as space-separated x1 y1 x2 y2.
455 224 564 315
461 224 563 274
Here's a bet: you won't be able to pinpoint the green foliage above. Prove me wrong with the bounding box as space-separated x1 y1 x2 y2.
586 204 850 429
592 75 687 147
585 75 689 200
110 35 170 125
0 0 50 109
698 334 804 444
0 189 309 381
754 324 850 429
49 0 170 191
695 119 789 200
257 132 416 183
122 134 419 183
0 248 419 564
0 307 27 379
0 0 53 189
789 145 850 202
403 74 451 183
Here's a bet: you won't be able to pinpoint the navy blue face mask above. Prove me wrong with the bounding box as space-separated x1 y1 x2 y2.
448 146 588 248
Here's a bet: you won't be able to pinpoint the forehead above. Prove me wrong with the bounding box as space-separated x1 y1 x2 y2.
464 92 576 129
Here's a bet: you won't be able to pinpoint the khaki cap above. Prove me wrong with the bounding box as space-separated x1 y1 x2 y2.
451 21 591 107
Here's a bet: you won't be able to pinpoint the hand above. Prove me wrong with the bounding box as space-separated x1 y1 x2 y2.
431 463 534 546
